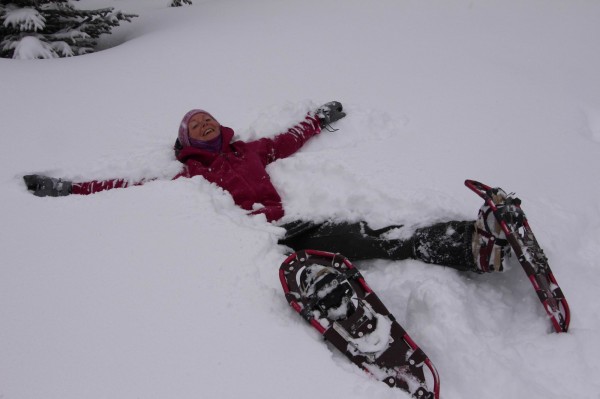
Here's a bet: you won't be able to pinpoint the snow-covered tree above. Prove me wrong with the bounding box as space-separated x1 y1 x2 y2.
0 0 137 59
170 0 192 7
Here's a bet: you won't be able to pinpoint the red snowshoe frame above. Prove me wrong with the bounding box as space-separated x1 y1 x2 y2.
465 179 570 333
280 249 440 399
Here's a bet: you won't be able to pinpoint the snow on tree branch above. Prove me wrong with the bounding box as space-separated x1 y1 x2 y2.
0 0 137 59
170 0 192 7
2 6 46 31
8 35 57 59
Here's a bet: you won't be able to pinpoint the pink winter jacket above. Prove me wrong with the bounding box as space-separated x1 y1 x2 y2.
71 115 322 222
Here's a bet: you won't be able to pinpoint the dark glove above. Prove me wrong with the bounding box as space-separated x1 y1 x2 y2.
316 101 346 128
23 175 72 197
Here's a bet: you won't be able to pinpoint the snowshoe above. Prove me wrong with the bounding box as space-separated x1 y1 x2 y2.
465 179 570 332
280 249 440 399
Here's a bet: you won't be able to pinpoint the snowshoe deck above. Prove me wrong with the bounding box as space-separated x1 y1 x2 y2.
280 249 440 399
465 179 570 332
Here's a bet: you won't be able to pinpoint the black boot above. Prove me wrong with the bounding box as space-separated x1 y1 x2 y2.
413 221 478 272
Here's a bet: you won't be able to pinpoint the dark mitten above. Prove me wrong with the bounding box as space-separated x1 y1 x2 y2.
316 101 346 127
23 175 72 197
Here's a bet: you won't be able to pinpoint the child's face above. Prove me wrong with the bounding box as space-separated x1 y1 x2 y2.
188 112 221 142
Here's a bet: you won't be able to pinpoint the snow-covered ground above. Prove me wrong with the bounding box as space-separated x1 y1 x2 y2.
2 1 600 398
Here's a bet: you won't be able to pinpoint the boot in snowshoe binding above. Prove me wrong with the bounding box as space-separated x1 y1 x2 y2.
473 187 514 272
465 179 570 333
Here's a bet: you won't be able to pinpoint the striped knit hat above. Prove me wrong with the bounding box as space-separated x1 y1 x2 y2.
178 109 218 147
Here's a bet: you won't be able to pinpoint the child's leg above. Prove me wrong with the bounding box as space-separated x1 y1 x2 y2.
279 221 414 261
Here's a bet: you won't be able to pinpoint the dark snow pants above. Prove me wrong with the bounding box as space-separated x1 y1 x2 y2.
278 220 478 272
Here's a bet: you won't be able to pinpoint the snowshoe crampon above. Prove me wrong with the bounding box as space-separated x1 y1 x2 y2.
280 249 440 399
465 179 570 333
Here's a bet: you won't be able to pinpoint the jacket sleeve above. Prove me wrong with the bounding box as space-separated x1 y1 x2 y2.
247 115 322 165
71 164 193 195
71 178 143 195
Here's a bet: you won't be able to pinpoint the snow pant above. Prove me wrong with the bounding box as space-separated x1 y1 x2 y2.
278 220 478 272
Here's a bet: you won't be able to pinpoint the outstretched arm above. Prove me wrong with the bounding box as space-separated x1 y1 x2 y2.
23 174 148 196
71 178 143 195
249 101 346 165
248 114 321 164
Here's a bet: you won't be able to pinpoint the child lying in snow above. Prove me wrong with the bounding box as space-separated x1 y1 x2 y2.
23 101 509 273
